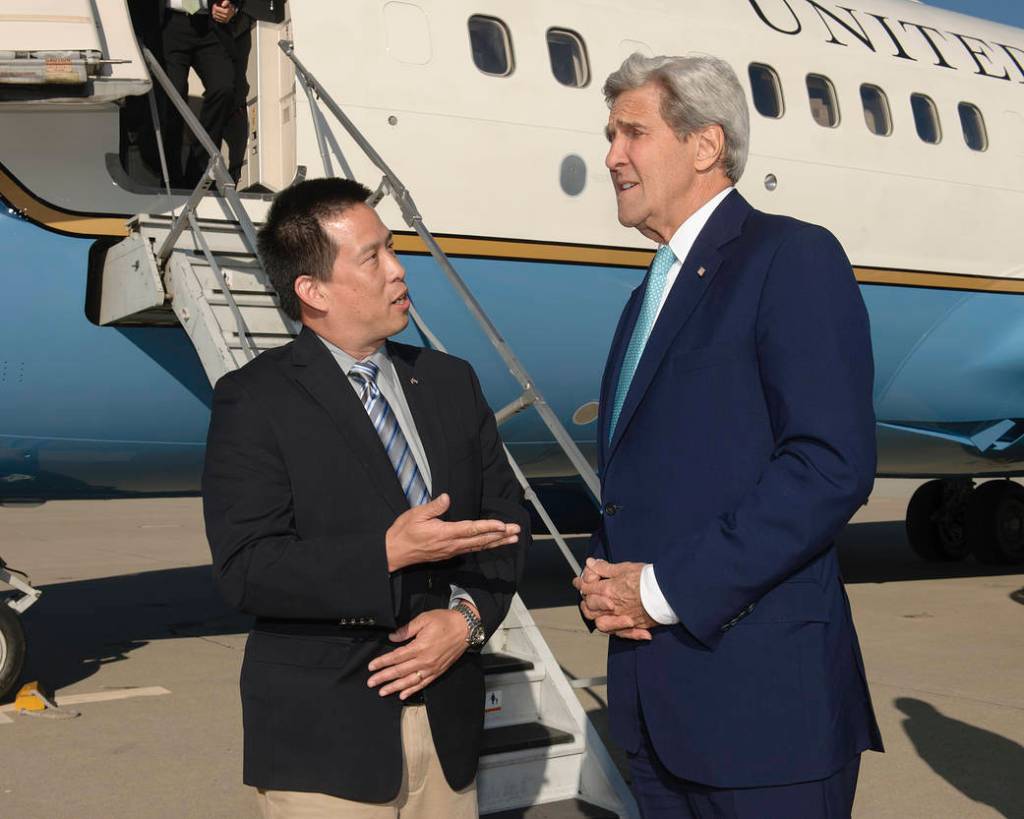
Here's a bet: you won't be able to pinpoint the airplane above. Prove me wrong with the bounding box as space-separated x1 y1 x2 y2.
1 0 1022 698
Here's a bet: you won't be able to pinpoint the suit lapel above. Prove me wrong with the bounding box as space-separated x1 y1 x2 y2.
389 342 450 501
606 191 752 464
288 328 408 516
598 282 646 471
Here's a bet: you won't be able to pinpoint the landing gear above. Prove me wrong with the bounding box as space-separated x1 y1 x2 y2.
0 604 26 702
966 480 1024 565
905 479 973 561
905 478 1024 565
0 558 41 702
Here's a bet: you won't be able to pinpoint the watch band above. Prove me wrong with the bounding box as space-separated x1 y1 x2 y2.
453 602 485 649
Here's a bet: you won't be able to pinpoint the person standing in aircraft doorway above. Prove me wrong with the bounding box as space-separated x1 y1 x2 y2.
159 0 245 187
574 53 883 818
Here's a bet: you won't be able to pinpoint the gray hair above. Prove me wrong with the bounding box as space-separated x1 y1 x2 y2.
604 54 750 183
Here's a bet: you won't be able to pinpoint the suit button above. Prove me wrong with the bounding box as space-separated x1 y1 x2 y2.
604 503 619 516
427 575 433 590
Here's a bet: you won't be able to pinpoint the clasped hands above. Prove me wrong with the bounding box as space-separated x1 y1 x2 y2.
211 1 237 24
572 557 658 640
369 493 519 700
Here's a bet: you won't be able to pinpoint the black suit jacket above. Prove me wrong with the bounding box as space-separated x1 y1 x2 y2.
202 327 529 801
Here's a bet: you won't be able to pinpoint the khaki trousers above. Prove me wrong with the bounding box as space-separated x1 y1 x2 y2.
256 705 477 819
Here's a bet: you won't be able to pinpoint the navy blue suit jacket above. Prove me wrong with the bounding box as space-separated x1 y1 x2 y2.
591 191 883 788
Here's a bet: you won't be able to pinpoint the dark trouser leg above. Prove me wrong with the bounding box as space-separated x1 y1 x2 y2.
629 713 862 819
627 732 699 818
225 23 252 182
183 25 237 186
159 13 196 187
709 756 861 818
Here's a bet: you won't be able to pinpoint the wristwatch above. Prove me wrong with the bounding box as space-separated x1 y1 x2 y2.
453 602 486 652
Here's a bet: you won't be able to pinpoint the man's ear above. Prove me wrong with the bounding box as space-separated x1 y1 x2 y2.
294 275 326 314
694 124 725 173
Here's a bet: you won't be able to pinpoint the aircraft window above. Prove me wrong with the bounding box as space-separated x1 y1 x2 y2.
958 103 988 152
468 15 514 77
911 93 942 144
806 74 839 128
748 63 784 118
860 84 892 136
547 28 589 87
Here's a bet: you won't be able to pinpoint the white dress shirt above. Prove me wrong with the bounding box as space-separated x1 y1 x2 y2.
638 187 734 626
319 336 473 611
321 338 433 490
167 0 210 12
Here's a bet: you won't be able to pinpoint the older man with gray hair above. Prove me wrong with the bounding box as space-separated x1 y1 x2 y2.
573 54 882 817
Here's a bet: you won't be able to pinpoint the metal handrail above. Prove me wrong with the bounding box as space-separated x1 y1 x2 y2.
188 211 260 361
279 40 601 503
141 48 261 258
140 47 258 363
410 305 584 577
299 73 335 178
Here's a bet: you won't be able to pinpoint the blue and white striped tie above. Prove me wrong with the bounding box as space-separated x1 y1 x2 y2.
349 361 431 507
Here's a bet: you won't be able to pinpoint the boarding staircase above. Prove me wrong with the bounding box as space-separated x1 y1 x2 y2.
98 46 637 818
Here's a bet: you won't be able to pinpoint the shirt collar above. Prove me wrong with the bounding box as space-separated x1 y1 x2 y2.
665 187 734 265
317 335 391 377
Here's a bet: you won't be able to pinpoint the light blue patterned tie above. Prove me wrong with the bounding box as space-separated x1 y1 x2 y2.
349 361 431 507
608 245 677 443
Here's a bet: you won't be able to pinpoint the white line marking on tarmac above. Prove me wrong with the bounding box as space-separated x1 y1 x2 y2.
0 686 171 716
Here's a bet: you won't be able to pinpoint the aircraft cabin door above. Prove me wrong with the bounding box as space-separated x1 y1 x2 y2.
238 3 297 192
0 0 150 103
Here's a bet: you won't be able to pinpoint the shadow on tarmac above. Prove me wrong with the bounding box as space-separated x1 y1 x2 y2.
520 520 1024 611
895 698 1024 819
19 565 252 693
15 518 1021 696
836 521 1024 584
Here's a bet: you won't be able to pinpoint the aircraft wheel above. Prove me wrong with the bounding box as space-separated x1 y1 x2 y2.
0 603 26 702
905 479 972 561
966 480 1024 565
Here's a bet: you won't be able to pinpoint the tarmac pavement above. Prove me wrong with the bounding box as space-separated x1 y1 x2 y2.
0 479 1020 818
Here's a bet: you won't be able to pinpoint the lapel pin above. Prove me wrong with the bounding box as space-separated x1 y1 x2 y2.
409 377 419 385
697 266 706 278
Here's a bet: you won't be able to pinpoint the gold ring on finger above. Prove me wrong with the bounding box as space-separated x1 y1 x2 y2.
416 670 423 682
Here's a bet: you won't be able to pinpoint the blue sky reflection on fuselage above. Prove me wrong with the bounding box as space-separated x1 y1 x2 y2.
927 0 1023 29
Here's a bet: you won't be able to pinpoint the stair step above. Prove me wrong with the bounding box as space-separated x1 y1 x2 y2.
138 221 257 255
482 722 575 756
189 258 273 293
482 652 535 675
484 798 618 818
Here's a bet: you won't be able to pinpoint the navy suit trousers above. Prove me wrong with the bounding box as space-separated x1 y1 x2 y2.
629 715 861 819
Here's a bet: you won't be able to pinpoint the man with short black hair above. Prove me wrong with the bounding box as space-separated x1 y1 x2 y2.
203 177 529 817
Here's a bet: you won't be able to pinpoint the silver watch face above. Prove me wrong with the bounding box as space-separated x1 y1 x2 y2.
469 623 486 646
